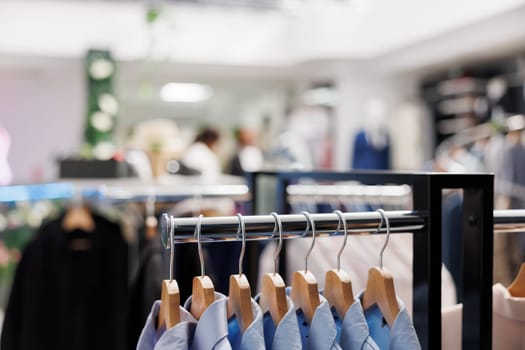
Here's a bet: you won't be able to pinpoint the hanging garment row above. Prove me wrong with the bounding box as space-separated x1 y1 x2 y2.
137 210 421 350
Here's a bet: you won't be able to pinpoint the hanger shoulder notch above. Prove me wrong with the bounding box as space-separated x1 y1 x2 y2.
260 273 287 325
228 274 254 332
291 270 320 324
362 266 399 327
324 269 354 319
508 263 525 297
158 279 180 329
62 205 95 232
191 275 215 320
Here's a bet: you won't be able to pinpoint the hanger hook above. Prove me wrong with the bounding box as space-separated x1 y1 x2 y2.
194 214 205 277
236 213 246 276
169 216 175 282
376 209 390 269
301 211 316 273
271 212 283 275
334 210 348 271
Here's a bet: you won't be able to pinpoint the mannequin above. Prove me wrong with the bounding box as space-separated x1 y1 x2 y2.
352 98 391 170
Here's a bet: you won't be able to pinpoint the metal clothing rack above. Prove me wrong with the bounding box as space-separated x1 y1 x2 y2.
162 172 525 350
242 171 493 350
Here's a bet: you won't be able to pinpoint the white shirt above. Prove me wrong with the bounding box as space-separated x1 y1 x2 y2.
182 142 221 181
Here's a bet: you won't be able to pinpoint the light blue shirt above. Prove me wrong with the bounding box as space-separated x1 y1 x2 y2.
255 294 302 350
339 300 380 350
227 298 265 350
357 290 421 350
289 289 342 350
184 292 232 350
136 300 197 350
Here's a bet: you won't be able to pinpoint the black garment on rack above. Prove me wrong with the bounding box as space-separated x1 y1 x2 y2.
1 213 128 350
126 236 163 349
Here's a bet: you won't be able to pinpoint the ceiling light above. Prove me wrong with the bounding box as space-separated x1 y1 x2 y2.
160 83 213 103
302 87 338 106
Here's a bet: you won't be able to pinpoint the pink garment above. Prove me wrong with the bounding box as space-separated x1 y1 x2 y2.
442 304 462 350
0 127 12 185
441 284 525 349
493 283 525 350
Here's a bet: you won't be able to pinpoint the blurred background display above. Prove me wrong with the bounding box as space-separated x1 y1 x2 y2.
1 0 525 348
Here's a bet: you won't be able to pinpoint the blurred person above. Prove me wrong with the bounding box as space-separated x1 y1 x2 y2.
352 98 391 170
228 127 264 176
181 127 222 180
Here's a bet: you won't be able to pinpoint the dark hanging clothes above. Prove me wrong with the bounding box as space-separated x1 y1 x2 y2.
1 212 128 350
351 129 391 170
126 236 164 349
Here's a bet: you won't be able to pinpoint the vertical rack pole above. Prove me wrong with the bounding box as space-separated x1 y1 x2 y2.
428 174 493 350
277 174 289 279
246 172 261 289
411 174 437 350
460 177 493 349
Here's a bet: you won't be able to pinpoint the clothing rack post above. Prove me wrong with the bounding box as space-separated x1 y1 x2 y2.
246 171 494 350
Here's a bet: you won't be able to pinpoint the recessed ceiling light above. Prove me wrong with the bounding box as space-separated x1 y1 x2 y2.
160 83 213 103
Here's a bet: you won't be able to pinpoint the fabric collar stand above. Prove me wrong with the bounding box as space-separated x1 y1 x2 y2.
255 294 302 350
271 296 302 350
307 294 341 349
137 301 164 350
137 300 198 350
357 290 421 350
340 299 380 350
183 292 230 350
227 298 265 350
155 306 197 349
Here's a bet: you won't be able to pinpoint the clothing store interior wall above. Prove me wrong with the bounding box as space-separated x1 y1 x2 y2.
1 0 525 349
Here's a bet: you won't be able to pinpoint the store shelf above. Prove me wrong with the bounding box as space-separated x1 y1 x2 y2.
0 175 250 203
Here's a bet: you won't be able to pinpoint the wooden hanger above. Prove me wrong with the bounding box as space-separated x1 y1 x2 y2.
291 270 320 324
508 263 525 297
190 215 216 320
325 270 353 319
158 280 180 328
362 266 399 327
261 273 287 325
324 210 354 320
191 275 215 319
227 214 254 331
62 205 95 232
361 209 399 327
291 212 321 324
158 216 180 329
228 274 254 331
259 212 288 325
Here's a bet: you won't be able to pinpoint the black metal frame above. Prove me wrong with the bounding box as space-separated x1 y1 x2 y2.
247 171 494 350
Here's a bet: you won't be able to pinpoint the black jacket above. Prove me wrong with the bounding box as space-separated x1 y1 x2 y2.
1 213 128 350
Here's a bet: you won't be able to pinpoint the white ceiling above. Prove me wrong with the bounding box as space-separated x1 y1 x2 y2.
0 0 524 68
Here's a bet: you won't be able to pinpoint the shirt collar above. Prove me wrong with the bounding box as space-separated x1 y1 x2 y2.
184 292 229 350
136 300 165 350
308 294 340 349
340 299 379 350
493 283 525 321
389 303 420 349
155 307 197 349
238 298 265 349
272 296 302 349
356 289 421 349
